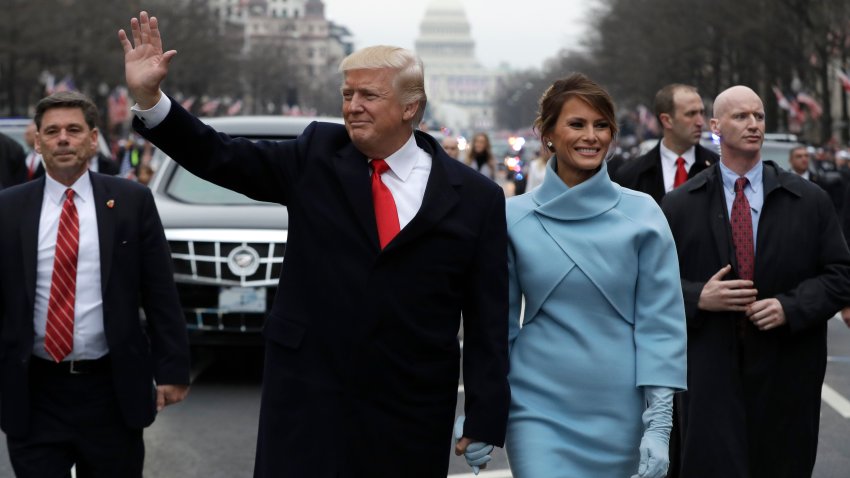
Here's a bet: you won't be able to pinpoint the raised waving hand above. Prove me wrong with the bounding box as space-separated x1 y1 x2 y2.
118 11 176 109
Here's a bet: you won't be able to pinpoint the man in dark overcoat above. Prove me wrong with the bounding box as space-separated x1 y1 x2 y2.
119 11 509 478
662 85 850 478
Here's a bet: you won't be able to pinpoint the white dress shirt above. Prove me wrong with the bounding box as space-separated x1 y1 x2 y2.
33 172 107 360
659 142 696 193
133 92 432 228
372 135 431 228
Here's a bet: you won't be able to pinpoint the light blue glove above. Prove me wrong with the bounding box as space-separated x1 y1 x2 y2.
453 415 494 475
632 386 673 478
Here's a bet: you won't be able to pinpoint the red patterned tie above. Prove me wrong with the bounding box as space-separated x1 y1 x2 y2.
45 188 79 362
731 177 754 281
673 157 688 188
370 159 400 249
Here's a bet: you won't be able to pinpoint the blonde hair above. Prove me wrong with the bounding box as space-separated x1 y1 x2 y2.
339 45 427 126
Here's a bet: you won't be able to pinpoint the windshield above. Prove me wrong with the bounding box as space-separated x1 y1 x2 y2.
166 166 271 205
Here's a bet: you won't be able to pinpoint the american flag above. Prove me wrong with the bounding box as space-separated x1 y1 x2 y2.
771 86 790 111
836 68 850 93
200 98 221 116
796 92 822 119
226 100 244 116
107 87 129 127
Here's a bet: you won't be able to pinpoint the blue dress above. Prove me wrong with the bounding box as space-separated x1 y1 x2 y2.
505 160 687 477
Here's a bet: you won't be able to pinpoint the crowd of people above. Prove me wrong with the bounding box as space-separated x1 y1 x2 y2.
0 9 848 478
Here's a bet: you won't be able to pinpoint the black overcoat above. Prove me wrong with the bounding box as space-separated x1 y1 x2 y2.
661 161 850 478
134 100 511 478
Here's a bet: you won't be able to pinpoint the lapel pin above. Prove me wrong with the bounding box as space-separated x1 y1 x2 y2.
106 199 115 209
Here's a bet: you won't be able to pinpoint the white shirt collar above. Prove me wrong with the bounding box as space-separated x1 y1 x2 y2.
45 170 93 206
380 134 419 182
659 141 696 169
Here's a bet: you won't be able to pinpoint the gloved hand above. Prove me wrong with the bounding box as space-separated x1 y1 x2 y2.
631 386 674 478
453 415 494 475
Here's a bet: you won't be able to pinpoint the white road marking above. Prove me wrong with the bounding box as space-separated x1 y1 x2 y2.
822 383 850 419
448 470 513 478
458 384 465 394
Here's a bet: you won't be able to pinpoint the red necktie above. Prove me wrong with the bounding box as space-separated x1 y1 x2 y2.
370 159 400 249
44 188 79 362
673 157 688 188
730 177 754 281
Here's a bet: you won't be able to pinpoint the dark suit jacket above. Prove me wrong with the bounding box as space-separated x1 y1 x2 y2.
134 101 510 477
612 141 718 203
0 131 26 190
661 161 850 477
0 172 190 438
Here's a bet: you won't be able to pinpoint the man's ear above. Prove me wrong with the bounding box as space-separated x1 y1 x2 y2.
402 101 419 123
659 113 673 130
709 118 721 137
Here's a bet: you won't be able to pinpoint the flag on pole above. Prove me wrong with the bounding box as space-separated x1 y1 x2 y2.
107 87 130 128
200 98 221 116
796 92 823 119
226 100 243 116
836 68 850 93
636 104 659 136
772 86 790 111
181 96 197 111
47 75 76 94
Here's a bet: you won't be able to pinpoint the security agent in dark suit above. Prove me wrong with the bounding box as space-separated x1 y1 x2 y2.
661 86 850 477
613 84 718 203
0 91 190 477
0 130 27 190
120 12 509 478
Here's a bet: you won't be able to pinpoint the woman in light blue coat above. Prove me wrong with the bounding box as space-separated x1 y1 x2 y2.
505 74 687 478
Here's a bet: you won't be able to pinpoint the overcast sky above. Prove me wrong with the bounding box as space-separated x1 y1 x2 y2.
322 0 593 70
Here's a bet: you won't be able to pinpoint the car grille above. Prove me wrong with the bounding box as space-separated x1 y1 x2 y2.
165 229 286 333
168 239 284 286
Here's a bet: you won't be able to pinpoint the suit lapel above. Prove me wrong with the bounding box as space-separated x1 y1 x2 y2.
386 153 458 251
21 180 45 307
384 133 459 252
332 143 380 249
690 145 715 177
90 173 116 293
704 166 735 271
641 147 665 202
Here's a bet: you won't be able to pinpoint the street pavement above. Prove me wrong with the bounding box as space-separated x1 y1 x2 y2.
0 320 848 477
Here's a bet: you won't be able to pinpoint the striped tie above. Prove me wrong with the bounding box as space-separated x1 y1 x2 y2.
44 188 79 362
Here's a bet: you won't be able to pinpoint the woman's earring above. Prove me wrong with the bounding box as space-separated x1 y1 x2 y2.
547 141 554 150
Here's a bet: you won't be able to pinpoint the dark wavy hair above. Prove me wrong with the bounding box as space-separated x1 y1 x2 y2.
533 73 618 144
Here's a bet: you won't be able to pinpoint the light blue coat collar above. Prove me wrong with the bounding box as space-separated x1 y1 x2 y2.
531 157 621 220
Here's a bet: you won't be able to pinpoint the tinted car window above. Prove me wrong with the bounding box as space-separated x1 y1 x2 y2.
166 166 270 205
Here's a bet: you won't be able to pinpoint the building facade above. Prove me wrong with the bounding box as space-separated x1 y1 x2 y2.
415 0 500 132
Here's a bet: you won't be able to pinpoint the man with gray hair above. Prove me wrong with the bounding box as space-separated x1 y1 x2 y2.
119 11 509 478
